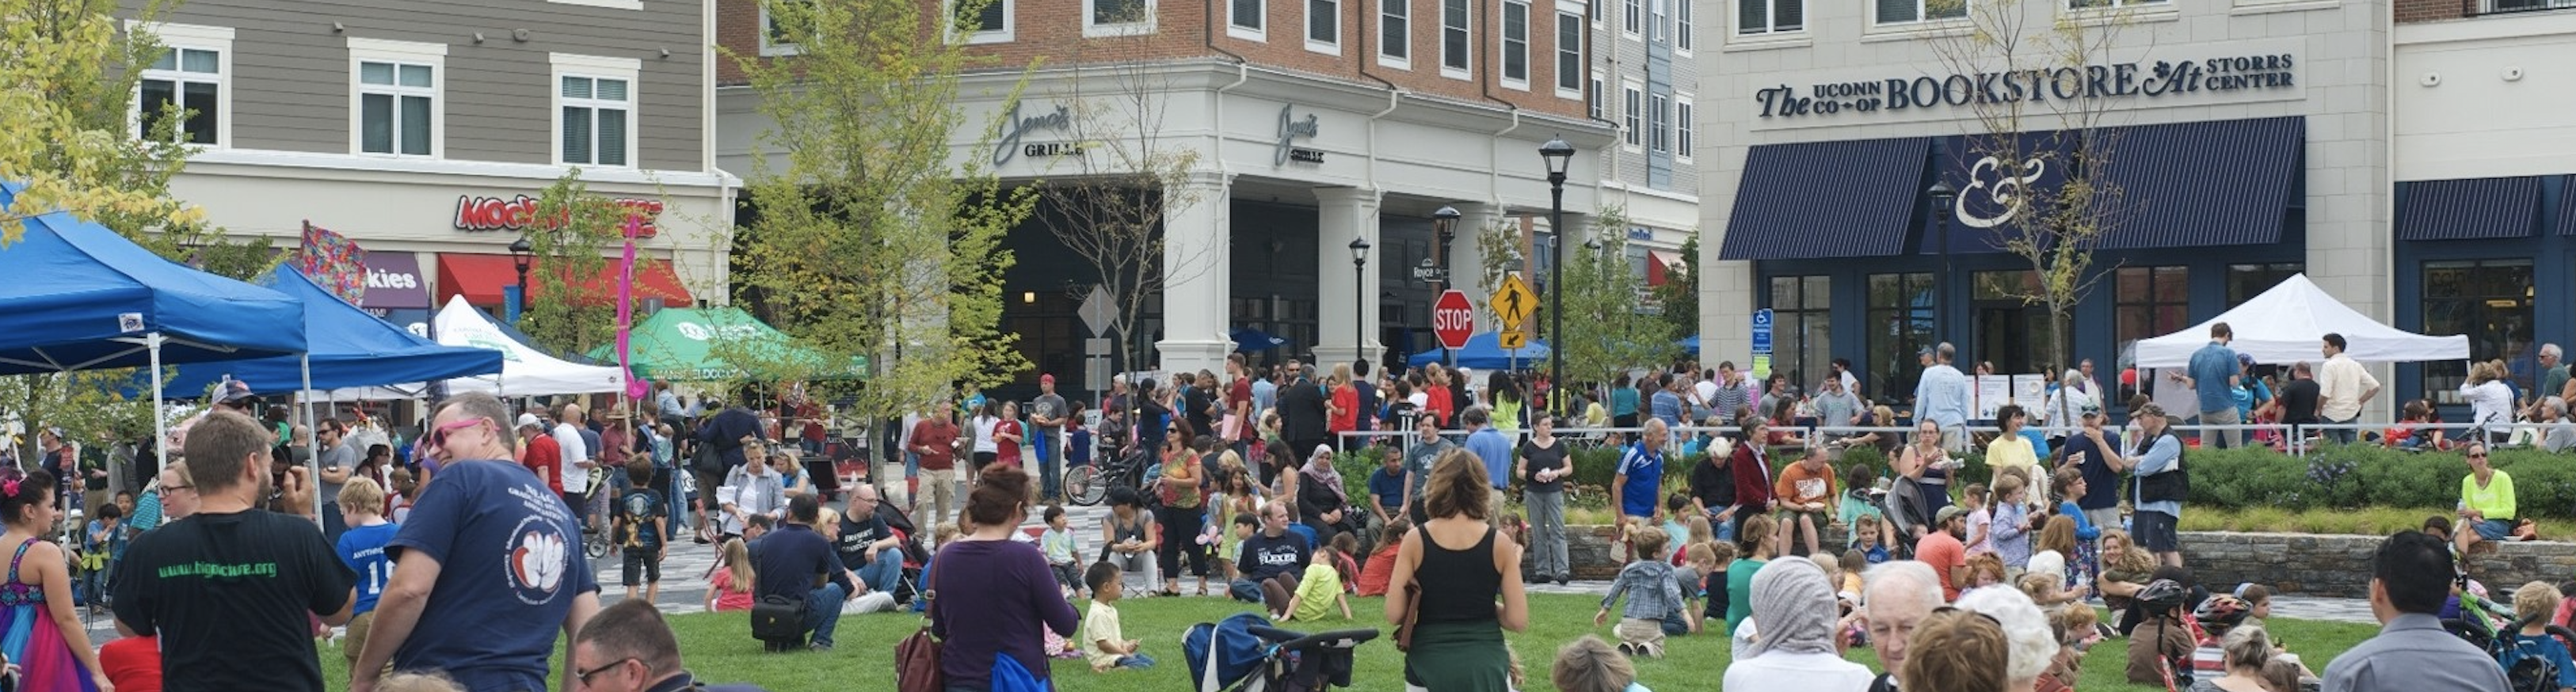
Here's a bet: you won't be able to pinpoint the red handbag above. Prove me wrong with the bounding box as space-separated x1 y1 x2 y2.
894 580 943 692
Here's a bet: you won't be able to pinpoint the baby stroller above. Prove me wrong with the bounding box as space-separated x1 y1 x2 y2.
871 499 932 606
2448 584 2576 692
1186 612 1381 692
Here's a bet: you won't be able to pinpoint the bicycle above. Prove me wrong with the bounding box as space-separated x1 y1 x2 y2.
2446 583 2576 692
1065 447 1152 507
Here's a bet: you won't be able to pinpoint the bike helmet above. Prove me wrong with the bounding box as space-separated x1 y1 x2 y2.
2195 594 2252 632
2138 579 2189 614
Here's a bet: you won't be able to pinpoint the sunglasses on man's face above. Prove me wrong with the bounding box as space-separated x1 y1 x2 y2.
422 417 487 458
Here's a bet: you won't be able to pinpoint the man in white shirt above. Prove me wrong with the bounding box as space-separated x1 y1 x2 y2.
2315 333 2381 445
554 403 596 529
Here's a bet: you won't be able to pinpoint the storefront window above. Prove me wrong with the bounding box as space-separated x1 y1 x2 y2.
2422 260 2534 404
1867 272 1934 406
1766 276 1831 390
2227 263 2303 304
1971 270 2066 376
2114 266 2189 368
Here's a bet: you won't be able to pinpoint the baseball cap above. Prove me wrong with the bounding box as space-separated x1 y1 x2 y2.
515 413 543 429
211 380 256 406
1040 374 1055 385
1935 505 1970 525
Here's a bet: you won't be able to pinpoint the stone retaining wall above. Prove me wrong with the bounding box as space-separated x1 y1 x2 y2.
1555 527 2576 599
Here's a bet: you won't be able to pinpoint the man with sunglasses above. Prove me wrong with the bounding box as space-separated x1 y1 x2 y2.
352 392 601 692
114 409 356 692
570 599 767 692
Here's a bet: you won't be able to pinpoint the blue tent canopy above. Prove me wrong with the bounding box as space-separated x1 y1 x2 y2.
1408 332 1550 370
1678 334 1700 356
0 182 305 376
1232 327 1290 353
158 268 505 397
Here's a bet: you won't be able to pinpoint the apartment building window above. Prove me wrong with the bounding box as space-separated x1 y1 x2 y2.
1441 0 1470 76
760 2 806 55
954 0 1014 43
1675 96 1694 161
1555 11 1583 98
130 23 232 146
2070 0 2164 7
1308 0 1341 52
1623 0 1640 36
1588 72 1604 119
349 39 445 158
1233 0 1267 39
1650 0 1665 43
1621 83 1641 148
1087 0 1156 36
1648 93 1668 153
1740 0 1803 33
554 55 637 167
1380 0 1409 67
1501 0 1530 87
1877 0 1963 24
1675 0 1691 51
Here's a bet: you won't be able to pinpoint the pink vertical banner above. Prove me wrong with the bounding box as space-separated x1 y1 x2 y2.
617 215 650 399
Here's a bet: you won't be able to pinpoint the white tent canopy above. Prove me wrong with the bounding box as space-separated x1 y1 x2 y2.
2134 273 2470 368
344 296 627 398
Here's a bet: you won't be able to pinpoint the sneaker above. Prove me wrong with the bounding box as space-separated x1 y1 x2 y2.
1616 642 1636 657
810 641 833 652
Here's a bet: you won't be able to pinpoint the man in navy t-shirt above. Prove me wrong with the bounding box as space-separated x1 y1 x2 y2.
352 393 601 692
2062 410 2130 535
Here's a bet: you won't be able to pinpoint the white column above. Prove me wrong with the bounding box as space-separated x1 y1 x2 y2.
1313 187 1384 369
1155 172 1235 376
1446 202 1505 333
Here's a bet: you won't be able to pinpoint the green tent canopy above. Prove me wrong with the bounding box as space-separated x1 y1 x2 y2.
593 306 865 382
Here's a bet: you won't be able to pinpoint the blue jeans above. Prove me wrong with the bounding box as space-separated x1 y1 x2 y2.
2326 416 2359 445
904 451 920 480
1115 653 1157 669
856 556 902 594
1660 609 1691 636
1229 579 1266 603
1033 428 1061 498
806 583 846 646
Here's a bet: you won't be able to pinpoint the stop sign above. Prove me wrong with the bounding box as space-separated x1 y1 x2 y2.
1432 290 1474 351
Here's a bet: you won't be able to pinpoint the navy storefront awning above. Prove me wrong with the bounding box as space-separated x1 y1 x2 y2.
2395 176 2542 241
2094 116 2305 249
1718 137 1933 260
2560 178 2576 236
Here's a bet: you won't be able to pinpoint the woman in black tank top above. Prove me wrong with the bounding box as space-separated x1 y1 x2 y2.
1382 449 1528 691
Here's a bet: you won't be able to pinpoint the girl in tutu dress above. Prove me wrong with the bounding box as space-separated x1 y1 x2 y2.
0 469 109 691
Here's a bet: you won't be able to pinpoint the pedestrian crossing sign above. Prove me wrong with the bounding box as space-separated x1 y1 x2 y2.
1492 274 1537 331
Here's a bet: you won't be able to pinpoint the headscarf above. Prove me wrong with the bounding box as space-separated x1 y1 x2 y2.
1301 444 1348 505
1743 557 1838 660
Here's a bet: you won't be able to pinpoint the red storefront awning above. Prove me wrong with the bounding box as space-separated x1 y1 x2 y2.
436 253 693 306
1646 250 1687 287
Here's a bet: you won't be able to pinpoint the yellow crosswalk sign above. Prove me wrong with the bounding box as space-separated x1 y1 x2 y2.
1492 274 1537 331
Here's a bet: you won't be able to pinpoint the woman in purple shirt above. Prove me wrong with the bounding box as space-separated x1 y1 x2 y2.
930 465 1079 690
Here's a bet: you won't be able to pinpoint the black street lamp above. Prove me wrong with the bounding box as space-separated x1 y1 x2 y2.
1926 181 1956 345
1431 205 1461 289
508 235 535 323
1348 234 1371 375
1539 135 1576 416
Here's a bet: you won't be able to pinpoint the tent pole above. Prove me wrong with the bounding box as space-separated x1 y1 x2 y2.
151 333 168 474
304 353 321 528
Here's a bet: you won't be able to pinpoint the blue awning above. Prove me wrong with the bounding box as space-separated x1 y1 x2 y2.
2395 176 2542 241
2094 116 2305 249
1717 137 1933 260
2559 177 2576 236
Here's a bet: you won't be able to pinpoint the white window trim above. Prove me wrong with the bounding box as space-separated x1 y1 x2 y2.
1620 80 1643 150
1872 0 1967 25
1306 0 1343 54
1674 0 1693 54
125 21 234 149
1086 0 1159 36
948 0 1016 44
1622 0 1641 38
1378 0 1411 69
346 37 448 159
1648 92 1668 154
1649 0 1665 44
551 53 642 169
1230 0 1268 40
548 0 642 10
1499 0 1530 89
1553 6 1584 100
1439 0 1471 79
1675 93 1694 162
1588 70 1606 120
758 3 802 56
1735 0 1808 35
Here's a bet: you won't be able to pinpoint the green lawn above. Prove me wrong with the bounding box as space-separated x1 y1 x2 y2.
317 593 2387 691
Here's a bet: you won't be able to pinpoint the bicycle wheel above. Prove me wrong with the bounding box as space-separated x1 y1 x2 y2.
585 530 611 559
1067 466 1105 506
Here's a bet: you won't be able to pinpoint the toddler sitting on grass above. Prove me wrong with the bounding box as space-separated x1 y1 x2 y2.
1597 524 1689 657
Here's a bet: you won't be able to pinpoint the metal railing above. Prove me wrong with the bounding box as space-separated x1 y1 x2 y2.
1334 420 2559 458
2481 0 2576 14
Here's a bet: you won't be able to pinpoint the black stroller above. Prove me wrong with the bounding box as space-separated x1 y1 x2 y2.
1186 612 1381 692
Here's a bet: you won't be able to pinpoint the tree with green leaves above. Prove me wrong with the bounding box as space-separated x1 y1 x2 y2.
1557 209 1676 387
726 0 1037 420
1650 235 1699 338
514 169 641 359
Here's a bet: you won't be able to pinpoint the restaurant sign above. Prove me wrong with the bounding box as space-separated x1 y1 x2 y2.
452 195 665 238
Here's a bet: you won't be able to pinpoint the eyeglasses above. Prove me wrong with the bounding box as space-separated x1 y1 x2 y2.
574 657 639 686
2467 453 2489 459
